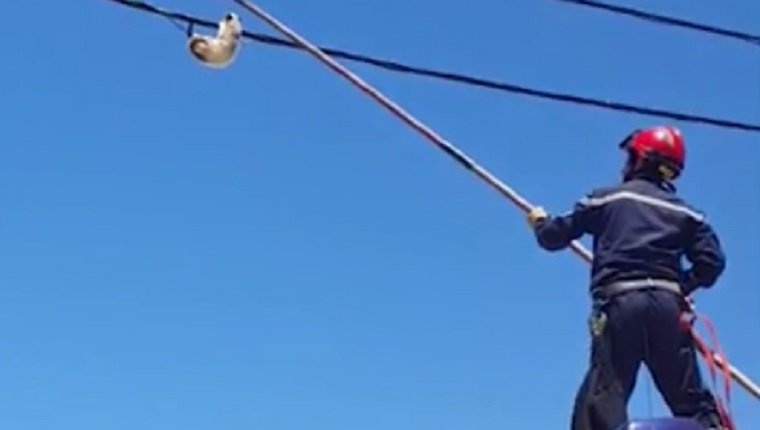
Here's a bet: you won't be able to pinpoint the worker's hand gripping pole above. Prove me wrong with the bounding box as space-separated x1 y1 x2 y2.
232 0 760 400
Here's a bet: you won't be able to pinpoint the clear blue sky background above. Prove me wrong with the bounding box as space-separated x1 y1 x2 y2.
0 0 758 428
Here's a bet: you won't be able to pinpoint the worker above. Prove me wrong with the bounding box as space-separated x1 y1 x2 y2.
525 126 730 430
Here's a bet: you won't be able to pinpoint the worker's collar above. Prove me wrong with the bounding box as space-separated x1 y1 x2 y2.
625 174 677 193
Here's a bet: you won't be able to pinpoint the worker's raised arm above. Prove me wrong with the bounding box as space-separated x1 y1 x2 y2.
527 194 598 251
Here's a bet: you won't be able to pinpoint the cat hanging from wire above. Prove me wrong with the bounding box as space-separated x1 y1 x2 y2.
187 12 243 68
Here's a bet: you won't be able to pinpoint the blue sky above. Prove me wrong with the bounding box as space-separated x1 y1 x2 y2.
0 0 758 428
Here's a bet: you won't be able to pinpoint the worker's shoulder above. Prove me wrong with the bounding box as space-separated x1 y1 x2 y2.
580 180 706 222
583 184 621 199
572 184 622 209
576 182 627 202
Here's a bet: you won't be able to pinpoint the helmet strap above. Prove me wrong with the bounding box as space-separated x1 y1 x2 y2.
658 164 676 181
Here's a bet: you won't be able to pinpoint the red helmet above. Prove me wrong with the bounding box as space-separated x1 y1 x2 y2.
619 126 685 179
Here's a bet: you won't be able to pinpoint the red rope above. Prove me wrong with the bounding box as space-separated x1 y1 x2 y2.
681 310 735 430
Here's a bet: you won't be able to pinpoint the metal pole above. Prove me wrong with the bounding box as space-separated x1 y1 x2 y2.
231 0 760 400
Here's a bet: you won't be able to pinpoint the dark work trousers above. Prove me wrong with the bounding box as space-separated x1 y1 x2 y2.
570 288 724 430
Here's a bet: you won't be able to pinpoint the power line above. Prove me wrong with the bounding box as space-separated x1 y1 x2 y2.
108 0 760 133
556 0 760 47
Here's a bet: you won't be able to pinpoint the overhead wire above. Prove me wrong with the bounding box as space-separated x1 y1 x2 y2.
555 0 760 47
108 0 760 133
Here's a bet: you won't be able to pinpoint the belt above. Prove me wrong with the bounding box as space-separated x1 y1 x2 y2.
592 278 683 298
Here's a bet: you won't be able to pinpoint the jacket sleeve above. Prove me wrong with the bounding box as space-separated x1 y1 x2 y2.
682 218 726 293
533 193 597 251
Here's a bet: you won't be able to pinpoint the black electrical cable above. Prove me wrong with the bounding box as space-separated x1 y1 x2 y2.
556 0 760 47
108 0 760 133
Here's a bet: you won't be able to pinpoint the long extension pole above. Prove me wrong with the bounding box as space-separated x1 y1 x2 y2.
231 0 760 400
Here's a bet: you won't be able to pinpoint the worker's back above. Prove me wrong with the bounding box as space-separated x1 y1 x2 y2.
583 176 724 297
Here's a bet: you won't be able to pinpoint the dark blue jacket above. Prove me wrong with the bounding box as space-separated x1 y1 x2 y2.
532 177 726 295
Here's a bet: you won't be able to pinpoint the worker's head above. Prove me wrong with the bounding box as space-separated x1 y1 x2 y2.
619 125 685 183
